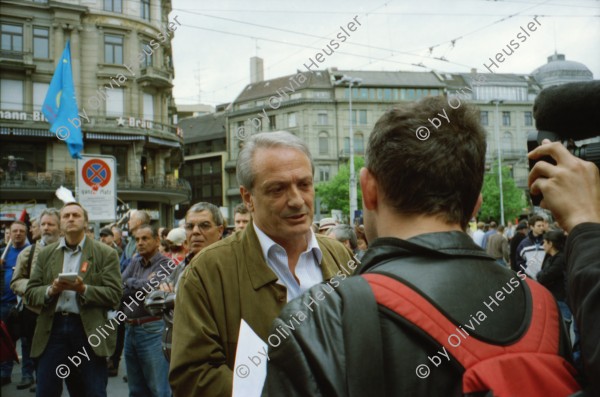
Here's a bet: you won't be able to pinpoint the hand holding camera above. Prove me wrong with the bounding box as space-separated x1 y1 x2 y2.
528 140 600 232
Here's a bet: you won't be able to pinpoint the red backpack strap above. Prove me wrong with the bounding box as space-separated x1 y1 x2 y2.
362 273 561 368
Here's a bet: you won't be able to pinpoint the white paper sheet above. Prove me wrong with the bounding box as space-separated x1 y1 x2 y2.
232 319 268 397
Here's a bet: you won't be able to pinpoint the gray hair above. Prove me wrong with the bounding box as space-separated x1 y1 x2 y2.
136 224 159 238
39 208 60 223
236 131 314 190
131 209 151 224
328 224 358 250
186 202 223 226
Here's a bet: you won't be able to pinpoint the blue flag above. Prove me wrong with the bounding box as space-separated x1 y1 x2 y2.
42 41 83 159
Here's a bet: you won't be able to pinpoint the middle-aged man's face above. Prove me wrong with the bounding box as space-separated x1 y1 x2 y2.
100 234 114 246
60 205 87 236
30 220 41 241
185 210 223 256
234 212 251 232
242 147 314 244
10 223 27 247
531 221 545 237
135 227 159 260
40 214 60 245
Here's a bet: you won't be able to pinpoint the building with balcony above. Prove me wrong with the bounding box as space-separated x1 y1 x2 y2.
0 0 188 227
224 56 594 216
225 63 446 215
443 71 542 189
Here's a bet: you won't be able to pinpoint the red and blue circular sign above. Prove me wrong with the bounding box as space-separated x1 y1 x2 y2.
82 159 111 188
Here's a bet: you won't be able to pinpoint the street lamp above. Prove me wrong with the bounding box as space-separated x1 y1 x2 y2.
491 99 505 225
336 75 363 225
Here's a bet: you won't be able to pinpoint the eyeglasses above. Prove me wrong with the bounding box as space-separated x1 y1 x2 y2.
184 222 215 232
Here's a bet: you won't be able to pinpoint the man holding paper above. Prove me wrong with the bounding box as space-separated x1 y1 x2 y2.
170 131 354 396
25 202 122 397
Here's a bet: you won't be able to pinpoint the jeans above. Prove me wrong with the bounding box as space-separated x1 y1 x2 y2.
124 320 171 397
19 336 34 380
36 315 108 397
0 302 34 381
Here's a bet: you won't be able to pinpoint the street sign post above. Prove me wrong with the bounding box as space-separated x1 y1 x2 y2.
76 154 117 222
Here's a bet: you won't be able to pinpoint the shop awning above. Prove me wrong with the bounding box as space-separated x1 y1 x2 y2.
148 136 181 148
86 133 145 141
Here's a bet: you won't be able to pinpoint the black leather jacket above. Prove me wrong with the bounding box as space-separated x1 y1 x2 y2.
537 251 567 301
263 231 573 396
566 223 600 396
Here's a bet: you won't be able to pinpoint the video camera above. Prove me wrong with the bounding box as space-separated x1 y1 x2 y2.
527 81 600 206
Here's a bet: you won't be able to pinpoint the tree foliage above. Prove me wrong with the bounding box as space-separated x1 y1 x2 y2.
316 157 364 215
317 161 526 224
479 165 527 224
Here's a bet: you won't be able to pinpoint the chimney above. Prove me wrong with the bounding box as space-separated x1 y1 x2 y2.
250 56 264 83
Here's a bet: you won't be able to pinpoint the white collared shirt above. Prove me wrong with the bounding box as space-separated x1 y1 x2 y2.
253 222 323 302
54 236 86 314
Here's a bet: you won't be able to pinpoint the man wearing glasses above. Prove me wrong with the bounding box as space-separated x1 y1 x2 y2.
160 202 224 293
169 131 354 397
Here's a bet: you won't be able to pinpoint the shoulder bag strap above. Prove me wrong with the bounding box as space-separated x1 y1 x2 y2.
337 276 386 397
26 241 37 274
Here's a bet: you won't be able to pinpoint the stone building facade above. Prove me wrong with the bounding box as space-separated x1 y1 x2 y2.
0 0 188 227
221 57 593 216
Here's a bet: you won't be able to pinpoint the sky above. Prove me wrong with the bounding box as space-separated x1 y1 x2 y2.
170 0 600 107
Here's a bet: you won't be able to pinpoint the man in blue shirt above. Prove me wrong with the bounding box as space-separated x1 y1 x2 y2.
122 224 173 397
120 210 150 272
481 221 497 250
1 221 30 386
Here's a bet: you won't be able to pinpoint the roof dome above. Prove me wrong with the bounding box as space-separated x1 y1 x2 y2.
532 53 593 88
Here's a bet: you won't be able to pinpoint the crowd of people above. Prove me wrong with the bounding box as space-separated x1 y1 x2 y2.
0 94 598 397
470 213 580 368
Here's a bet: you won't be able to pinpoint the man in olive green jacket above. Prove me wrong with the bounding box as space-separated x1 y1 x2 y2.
170 131 355 397
25 202 122 397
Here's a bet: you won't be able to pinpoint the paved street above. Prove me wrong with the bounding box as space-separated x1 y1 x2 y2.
1 340 130 397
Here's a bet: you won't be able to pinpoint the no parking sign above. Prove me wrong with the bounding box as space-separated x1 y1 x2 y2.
76 154 117 222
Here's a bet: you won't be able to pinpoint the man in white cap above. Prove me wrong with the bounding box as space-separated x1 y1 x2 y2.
165 228 187 266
